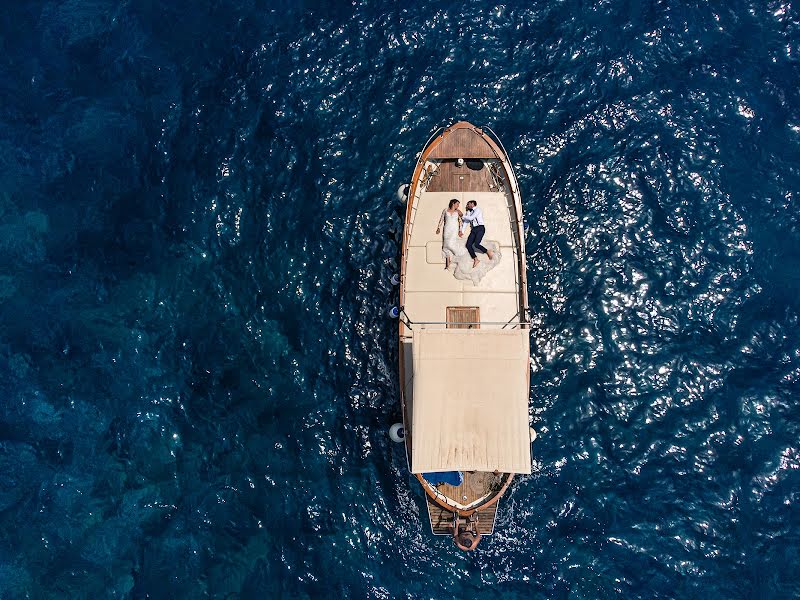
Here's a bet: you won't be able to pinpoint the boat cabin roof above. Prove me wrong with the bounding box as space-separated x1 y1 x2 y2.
410 328 532 474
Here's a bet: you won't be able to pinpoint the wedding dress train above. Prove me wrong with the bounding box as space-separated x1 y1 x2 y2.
452 242 502 285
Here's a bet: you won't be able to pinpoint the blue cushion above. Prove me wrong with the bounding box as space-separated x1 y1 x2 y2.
422 471 463 486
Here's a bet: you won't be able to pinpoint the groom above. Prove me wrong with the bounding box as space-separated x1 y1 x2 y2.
459 200 494 268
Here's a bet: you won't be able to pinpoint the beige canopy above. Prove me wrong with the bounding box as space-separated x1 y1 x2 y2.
411 328 532 474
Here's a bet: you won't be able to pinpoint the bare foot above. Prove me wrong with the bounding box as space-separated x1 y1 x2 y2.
487 249 494 260
473 258 480 268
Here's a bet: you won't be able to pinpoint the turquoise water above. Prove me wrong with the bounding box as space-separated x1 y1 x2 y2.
1 1 799 597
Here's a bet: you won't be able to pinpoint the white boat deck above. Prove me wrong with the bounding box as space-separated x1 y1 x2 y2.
401 190 522 329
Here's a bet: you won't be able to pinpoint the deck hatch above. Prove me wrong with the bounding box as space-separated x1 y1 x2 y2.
446 306 480 329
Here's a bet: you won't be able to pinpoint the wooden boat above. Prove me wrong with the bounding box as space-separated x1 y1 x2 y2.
397 121 532 550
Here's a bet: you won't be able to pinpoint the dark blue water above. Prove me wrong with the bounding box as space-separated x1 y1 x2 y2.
2 1 800 597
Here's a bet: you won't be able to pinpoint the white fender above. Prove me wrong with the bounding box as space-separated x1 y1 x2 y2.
389 423 405 443
396 184 410 203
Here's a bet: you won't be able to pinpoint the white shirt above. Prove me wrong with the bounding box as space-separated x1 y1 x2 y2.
460 206 485 233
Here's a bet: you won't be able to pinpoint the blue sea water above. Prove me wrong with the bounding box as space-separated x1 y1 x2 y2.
1 0 800 597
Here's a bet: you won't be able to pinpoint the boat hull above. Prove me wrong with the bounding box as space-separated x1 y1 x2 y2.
397 122 530 548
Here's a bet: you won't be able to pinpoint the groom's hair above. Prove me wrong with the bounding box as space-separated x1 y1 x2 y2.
467 200 477 208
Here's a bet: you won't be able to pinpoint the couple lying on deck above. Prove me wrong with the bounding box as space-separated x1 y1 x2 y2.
435 199 502 285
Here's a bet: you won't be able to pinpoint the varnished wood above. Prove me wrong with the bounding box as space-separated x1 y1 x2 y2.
475 502 498 534
429 126 497 159
446 306 480 329
426 160 498 193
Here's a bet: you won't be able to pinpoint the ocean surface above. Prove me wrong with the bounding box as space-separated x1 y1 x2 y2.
1 1 799 597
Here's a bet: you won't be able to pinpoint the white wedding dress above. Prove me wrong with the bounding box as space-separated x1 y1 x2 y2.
441 210 465 261
440 209 501 285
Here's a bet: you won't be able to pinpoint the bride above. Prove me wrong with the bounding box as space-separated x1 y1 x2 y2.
435 199 465 270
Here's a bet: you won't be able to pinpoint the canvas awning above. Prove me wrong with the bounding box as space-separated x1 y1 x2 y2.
411 328 532 474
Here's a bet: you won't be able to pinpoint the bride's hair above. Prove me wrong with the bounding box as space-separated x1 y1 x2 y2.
448 199 459 209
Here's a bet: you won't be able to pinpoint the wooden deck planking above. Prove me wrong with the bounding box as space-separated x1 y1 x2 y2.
426 496 455 535
426 495 499 535
475 503 498 535
446 306 480 329
429 128 497 159
426 160 494 193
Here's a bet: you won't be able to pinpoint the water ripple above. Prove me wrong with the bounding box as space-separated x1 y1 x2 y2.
0 0 799 597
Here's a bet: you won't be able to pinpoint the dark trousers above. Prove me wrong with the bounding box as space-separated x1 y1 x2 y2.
466 225 488 259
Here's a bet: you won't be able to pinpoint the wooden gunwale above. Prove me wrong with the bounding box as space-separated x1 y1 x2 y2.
398 121 528 517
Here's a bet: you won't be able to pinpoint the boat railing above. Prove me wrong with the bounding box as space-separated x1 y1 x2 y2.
399 312 528 331
403 128 444 250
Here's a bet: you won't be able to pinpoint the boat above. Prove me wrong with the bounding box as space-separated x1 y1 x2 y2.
397 121 532 550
